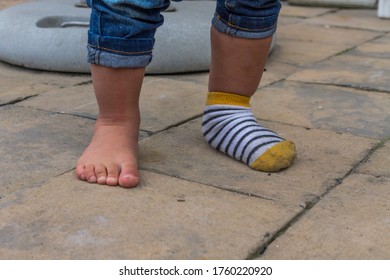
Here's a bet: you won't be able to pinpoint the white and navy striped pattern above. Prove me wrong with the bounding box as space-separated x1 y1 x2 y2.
202 105 284 166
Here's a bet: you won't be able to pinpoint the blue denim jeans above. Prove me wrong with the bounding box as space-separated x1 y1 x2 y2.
87 0 281 68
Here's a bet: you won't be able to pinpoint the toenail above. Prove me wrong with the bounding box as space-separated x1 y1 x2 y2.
107 177 117 184
97 177 106 184
89 176 97 182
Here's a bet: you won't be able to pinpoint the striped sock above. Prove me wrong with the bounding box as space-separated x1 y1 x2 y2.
202 92 296 172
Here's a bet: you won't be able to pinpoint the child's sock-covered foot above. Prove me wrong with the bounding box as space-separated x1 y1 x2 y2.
202 92 296 172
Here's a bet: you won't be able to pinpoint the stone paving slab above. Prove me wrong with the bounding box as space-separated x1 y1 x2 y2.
357 141 390 177
0 62 91 105
349 33 390 59
262 60 299 88
160 72 209 87
288 53 390 93
252 81 390 139
0 62 91 88
273 22 380 66
288 0 377 8
139 118 377 206
0 171 301 260
258 173 390 259
20 84 97 119
0 105 93 197
278 15 304 26
280 3 336 18
0 83 53 106
277 22 380 46
305 9 390 32
272 38 346 65
139 77 206 132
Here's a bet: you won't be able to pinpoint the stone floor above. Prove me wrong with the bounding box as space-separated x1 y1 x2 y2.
0 1 389 260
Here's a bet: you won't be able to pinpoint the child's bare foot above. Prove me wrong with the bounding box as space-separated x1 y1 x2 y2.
76 118 140 188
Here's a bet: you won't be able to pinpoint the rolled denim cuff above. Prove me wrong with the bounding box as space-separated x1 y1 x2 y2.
87 46 152 68
87 32 153 68
212 1 281 39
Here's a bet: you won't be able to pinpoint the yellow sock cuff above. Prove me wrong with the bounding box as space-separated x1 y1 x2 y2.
206 92 251 107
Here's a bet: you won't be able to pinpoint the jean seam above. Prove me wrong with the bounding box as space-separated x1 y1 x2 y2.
87 43 153 55
216 12 277 32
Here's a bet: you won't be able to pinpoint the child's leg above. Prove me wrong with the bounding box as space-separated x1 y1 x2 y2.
203 0 296 172
76 66 144 187
208 27 272 98
76 0 170 187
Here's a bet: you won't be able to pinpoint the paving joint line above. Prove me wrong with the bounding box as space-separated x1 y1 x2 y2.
73 80 93 86
282 7 339 20
144 114 204 136
139 167 277 202
54 165 277 202
290 80 390 95
54 168 76 178
25 106 98 121
246 140 384 260
0 94 38 107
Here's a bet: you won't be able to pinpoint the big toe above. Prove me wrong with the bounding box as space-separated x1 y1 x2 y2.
118 161 139 188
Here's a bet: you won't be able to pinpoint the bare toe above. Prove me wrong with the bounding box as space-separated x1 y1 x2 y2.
118 161 139 188
106 164 119 186
85 164 97 183
95 163 108 185
76 164 86 181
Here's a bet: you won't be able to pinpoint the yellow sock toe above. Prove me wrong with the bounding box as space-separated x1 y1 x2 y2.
250 141 296 172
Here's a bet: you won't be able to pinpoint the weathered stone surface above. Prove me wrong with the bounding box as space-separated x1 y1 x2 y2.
0 61 86 83
262 60 299 88
0 61 91 105
139 118 377 205
349 33 390 59
278 22 380 46
287 54 390 93
20 83 97 119
305 9 390 31
278 16 304 26
259 174 390 259
280 3 336 18
357 141 390 177
0 171 301 259
0 83 52 107
272 22 380 65
251 81 390 139
288 0 377 8
0 105 94 196
139 77 206 132
273 39 339 65
161 72 210 87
